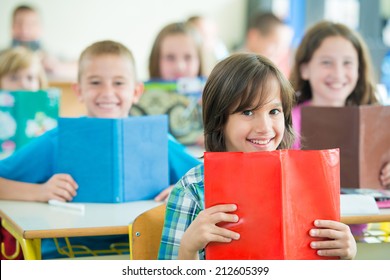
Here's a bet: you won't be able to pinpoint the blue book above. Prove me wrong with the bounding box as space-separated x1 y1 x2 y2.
56 115 169 203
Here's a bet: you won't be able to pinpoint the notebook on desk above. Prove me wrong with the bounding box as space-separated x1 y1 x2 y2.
341 188 390 209
56 115 169 203
340 194 380 215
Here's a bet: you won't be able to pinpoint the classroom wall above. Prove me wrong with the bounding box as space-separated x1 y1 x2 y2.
0 0 246 81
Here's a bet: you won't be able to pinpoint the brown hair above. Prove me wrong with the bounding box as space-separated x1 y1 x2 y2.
0 47 47 88
203 53 296 152
12 5 37 22
290 21 378 105
148 22 203 79
78 40 137 82
248 12 283 35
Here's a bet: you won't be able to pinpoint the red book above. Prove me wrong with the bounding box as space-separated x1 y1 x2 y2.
204 149 340 260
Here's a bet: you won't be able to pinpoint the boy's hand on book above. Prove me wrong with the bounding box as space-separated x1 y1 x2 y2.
154 185 174 202
309 220 357 260
39 174 78 202
380 162 390 188
178 204 240 260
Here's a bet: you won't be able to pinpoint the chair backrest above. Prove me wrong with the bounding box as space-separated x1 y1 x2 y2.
130 203 166 260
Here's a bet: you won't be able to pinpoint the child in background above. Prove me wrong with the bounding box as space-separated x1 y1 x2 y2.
0 47 65 203
289 21 389 188
186 15 229 76
0 40 200 259
148 22 205 146
0 47 47 90
149 22 203 80
158 53 356 260
10 4 77 80
240 12 293 77
0 46 48 260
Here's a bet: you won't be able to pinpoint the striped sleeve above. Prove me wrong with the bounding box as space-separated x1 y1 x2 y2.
158 165 205 260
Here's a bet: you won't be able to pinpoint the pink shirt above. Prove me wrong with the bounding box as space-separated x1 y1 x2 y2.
291 101 311 149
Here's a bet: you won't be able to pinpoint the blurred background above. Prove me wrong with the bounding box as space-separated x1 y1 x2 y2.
1 0 390 81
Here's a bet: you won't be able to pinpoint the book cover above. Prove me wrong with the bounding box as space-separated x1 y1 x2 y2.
56 115 169 203
0 89 60 158
301 105 390 189
204 149 340 260
128 78 205 145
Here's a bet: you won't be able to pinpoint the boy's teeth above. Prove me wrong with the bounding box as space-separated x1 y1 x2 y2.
99 103 116 108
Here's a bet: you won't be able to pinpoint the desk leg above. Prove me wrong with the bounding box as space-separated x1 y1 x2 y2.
2 219 41 260
128 224 133 260
18 238 41 260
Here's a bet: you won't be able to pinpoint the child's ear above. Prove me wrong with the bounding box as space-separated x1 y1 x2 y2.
247 29 261 44
72 83 84 103
131 82 144 104
300 63 309 80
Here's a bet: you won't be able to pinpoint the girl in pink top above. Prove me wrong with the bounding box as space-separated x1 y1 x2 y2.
290 21 389 188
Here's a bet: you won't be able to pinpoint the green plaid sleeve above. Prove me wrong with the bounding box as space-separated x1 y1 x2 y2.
158 164 205 260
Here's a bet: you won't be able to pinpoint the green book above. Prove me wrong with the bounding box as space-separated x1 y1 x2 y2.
128 78 205 145
0 89 60 158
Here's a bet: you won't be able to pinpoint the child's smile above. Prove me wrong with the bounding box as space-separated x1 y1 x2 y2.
224 77 285 153
300 36 359 107
247 137 274 147
76 55 142 118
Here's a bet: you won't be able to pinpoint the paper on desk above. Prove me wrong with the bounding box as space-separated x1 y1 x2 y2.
48 199 85 214
340 194 379 216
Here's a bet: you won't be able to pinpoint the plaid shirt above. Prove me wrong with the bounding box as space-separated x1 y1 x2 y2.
158 164 205 260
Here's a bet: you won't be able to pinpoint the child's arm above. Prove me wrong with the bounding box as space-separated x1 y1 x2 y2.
380 162 390 188
0 174 78 202
154 185 174 202
309 220 357 260
167 135 201 184
179 204 240 260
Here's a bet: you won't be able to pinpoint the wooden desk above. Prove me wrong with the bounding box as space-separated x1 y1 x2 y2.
1 200 389 259
49 81 87 117
0 200 161 260
340 208 390 224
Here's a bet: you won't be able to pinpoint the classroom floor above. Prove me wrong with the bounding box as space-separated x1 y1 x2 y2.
355 243 390 260
354 222 390 260
64 254 130 260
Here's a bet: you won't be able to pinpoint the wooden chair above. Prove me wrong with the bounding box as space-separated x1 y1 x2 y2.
129 203 166 260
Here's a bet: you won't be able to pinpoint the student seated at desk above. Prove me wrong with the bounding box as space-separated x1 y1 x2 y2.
289 21 390 236
0 40 200 259
289 21 390 187
0 46 47 91
158 53 356 260
0 46 48 260
148 22 205 147
10 4 77 80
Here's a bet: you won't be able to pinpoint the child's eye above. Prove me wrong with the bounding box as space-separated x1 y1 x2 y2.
184 54 194 62
242 110 253 116
90 80 100 85
344 60 353 66
270 108 281 115
320 60 331 66
114 81 125 86
165 54 175 62
10 74 20 81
